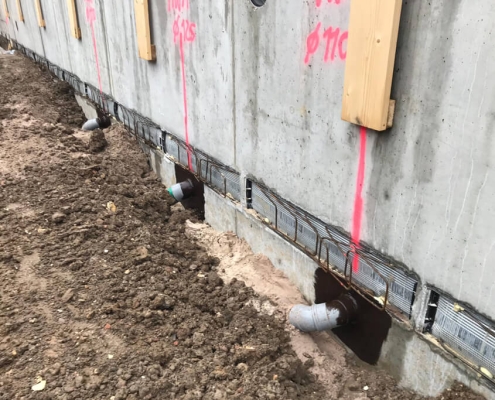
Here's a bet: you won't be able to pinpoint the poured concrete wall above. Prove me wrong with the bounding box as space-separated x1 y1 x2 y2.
2 0 495 396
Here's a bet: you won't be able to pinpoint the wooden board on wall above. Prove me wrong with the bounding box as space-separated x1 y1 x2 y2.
341 0 402 131
35 0 45 27
16 0 23 21
134 0 156 61
66 0 81 39
3 0 9 18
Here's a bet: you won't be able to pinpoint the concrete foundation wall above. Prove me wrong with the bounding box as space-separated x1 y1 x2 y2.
2 0 495 397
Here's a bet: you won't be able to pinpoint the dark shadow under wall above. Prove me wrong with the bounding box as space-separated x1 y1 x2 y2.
314 268 392 365
175 164 205 216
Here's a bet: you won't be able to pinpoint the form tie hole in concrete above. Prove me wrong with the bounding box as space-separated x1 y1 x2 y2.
250 0 266 7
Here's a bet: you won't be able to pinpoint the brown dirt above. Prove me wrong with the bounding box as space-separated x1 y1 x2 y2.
0 51 487 400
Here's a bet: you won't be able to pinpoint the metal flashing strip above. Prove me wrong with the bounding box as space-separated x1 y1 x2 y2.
431 295 495 380
250 181 417 317
7 38 241 202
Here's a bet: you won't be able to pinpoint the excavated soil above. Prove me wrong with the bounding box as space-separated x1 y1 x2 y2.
0 49 488 400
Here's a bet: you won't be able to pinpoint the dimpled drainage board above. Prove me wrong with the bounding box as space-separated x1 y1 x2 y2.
432 295 495 379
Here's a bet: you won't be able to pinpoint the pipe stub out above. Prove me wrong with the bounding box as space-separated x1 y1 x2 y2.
81 116 111 131
167 179 195 201
82 118 99 131
288 293 358 332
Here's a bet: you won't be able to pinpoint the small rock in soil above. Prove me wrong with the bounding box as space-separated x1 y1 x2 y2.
61 288 74 302
133 246 150 264
51 212 66 223
150 295 174 310
208 271 222 286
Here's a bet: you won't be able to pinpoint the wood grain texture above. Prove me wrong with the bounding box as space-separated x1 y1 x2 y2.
16 0 23 21
134 0 156 61
341 0 402 131
66 0 81 39
35 0 45 27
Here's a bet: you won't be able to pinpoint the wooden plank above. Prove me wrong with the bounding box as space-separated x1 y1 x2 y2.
134 0 156 61
34 0 45 27
16 0 23 21
66 0 81 39
3 0 9 19
341 0 402 131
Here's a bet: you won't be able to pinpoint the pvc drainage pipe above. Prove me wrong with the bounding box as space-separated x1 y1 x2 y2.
82 116 111 131
288 293 358 332
167 179 195 201
82 118 99 131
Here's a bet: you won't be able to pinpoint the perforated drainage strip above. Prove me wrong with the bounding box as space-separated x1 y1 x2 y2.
5 35 495 387
426 291 495 383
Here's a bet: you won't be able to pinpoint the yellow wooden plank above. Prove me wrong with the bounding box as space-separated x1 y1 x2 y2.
341 0 402 131
34 0 45 27
66 0 81 39
16 0 23 21
3 0 9 19
134 0 156 61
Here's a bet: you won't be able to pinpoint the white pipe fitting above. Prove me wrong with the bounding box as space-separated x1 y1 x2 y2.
167 179 195 201
82 118 99 131
289 303 341 332
288 293 358 332
82 116 111 131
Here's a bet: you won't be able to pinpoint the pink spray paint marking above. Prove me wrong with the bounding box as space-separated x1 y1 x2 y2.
305 0 347 65
173 15 196 44
304 22 321 65
179 32 192 170
85 0 105 111
168 0 189 13
169 4 196 171
316 0 341 6
351 126 367 272
85 0 96 24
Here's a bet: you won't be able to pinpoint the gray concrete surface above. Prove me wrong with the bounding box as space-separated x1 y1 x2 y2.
2 0 495 396
380 324 494 398
204 186 238 234
75 93 98 120
150 149 177 188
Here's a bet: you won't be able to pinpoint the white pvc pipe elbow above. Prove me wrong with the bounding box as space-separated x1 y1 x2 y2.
289 303 341 332
288 293 358 332
82 118 99 131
